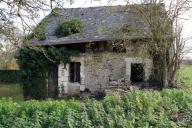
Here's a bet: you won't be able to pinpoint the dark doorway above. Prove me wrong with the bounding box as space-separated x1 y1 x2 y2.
48 64 58 98
131 63 144 82
69 62 81 83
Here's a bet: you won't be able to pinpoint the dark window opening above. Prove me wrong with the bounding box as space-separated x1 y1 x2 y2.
112 47 126 53
112 40 126 53
90 42 104 52
131 63 144 82
69 62 81 83
65 44 85 53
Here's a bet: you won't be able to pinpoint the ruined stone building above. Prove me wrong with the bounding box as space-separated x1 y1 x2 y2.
30 5 168 97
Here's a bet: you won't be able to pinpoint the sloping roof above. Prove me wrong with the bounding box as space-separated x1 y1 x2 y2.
30 5 150 46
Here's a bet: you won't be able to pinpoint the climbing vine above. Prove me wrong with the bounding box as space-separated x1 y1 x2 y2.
16 46 79 99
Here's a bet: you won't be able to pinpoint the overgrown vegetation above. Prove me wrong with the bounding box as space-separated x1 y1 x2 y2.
0 89 192 127
25 9 60 41
55 19 83 37
0 70 20 83
24 16 50 41
118 1 190 87
16 46 78 99
0 83 23 101
178 65 192 86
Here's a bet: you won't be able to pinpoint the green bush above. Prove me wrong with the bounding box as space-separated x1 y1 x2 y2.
0 70 21 83
55 19 83 37
16 46 79 99
0 89 192 127
16 47 49 99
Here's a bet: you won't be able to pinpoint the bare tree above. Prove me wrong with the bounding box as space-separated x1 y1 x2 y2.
119 0 191 87
0 0 74 68
105 0 191 87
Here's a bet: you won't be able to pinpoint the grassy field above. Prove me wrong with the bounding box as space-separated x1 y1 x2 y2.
0 83 23 101
178 65 192 85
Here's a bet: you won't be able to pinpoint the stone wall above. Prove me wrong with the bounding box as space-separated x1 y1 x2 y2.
58 51 153 96
125 57 153 82
83 52 127 92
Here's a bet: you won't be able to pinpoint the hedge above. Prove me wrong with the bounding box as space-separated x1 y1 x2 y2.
16 46 79 99
0 70 21 83
0 88 192 128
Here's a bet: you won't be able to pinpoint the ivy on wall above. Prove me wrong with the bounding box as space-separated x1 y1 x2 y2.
20 11 84 99
0 70 21 83
16 46 79 99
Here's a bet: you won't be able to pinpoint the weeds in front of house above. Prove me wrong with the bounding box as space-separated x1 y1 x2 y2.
0 88 192 128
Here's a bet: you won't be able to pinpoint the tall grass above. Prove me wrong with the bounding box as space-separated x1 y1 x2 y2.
178 65 192 86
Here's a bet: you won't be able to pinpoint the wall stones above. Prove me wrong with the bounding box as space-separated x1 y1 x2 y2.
125 57 153 82
58 51 153 96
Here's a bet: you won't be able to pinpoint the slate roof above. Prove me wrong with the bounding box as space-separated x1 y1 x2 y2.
30 5 151 46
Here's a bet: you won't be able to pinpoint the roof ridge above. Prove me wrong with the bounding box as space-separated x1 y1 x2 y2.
53 5 129 10
53 3 165 10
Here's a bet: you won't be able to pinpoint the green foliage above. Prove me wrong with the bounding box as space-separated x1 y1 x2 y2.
16 46 77 99
24 13 83 41
33 15 51 40
0 70 21 83
24 33 34 41
178 65 192 86
55 19 83 37
16 47 48 99
26 15 51 41
0 89 192 127
25 9 60 41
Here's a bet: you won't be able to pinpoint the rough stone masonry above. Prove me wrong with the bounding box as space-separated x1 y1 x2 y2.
58 51 152 96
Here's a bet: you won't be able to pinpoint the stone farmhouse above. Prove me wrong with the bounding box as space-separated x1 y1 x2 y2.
30 5 167 98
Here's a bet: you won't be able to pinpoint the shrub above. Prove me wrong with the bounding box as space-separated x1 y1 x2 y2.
0 70 21 83
0 89 192 127
16 46 79 99
16 47 49 99
55 19 83 37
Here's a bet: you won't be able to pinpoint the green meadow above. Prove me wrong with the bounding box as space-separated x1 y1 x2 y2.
179 65 192 86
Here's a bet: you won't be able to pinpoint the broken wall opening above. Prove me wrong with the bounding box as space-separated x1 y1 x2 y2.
131 63 144 82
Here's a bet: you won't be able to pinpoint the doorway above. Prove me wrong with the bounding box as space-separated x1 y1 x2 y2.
48 64 58 98
131 63 144 82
